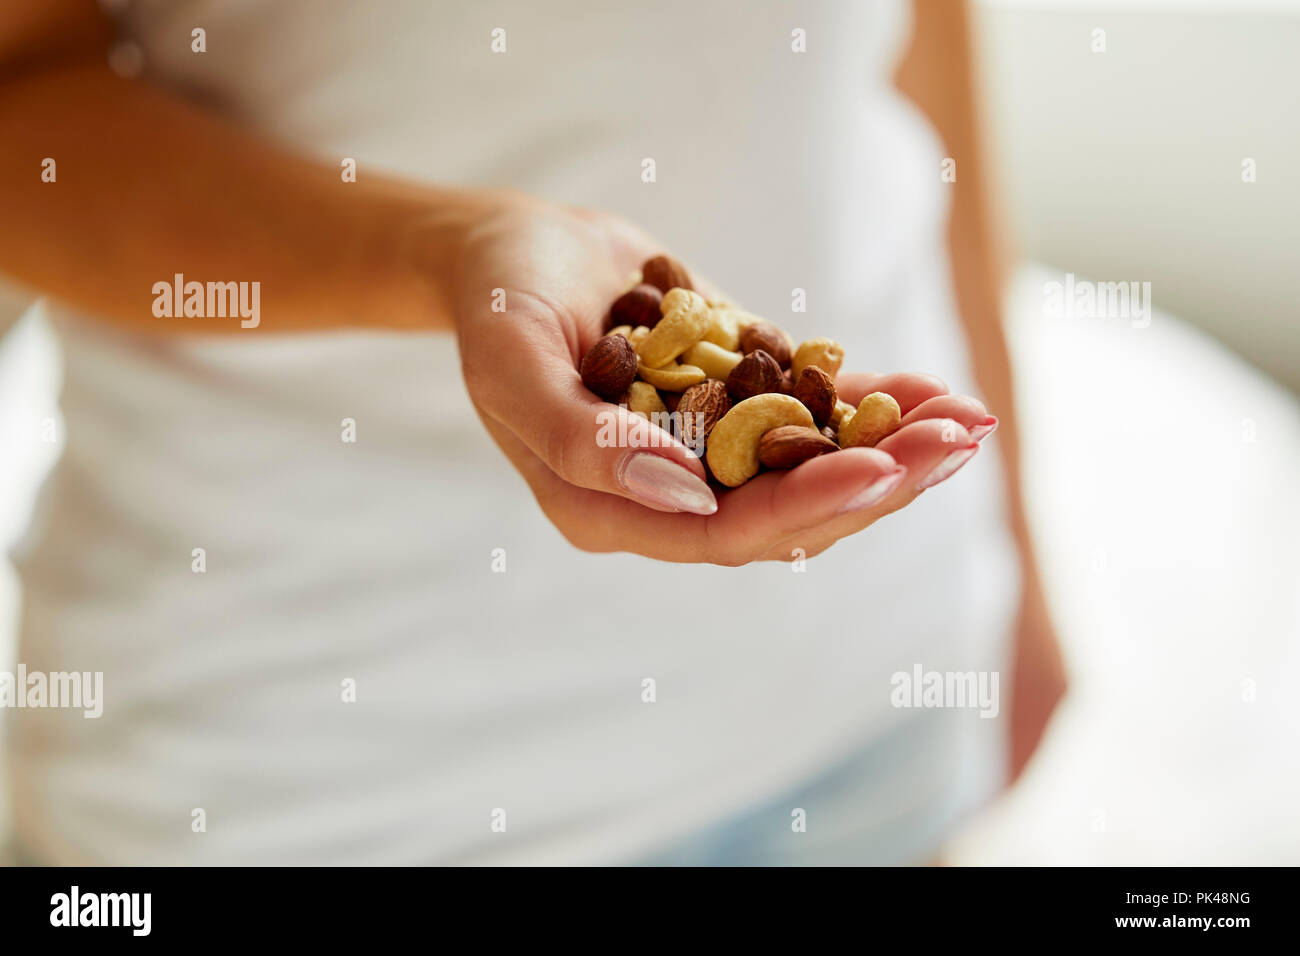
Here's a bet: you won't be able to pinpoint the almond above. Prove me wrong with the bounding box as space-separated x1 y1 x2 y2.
580 333 638 401
641 254 693 293
677 379 731 453
610 283 663 329
739 321 792 369
757 426 840 469
792 365 836 428
726 349 783 403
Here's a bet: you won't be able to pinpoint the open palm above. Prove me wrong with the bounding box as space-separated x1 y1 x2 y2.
451 197 994 564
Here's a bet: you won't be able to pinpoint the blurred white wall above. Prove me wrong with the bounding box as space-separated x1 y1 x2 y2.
951 263 1300 865
975 0 1300 393
959 0 1300 864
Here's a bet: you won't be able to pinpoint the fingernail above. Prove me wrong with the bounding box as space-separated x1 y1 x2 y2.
619 453 718 515
917 445 978 491
837 466 908 514
968 416 999 443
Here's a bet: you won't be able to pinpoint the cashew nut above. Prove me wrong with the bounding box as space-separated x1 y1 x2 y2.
708 301 762 329
706 393 815 487
638 360 707 391
700 305 743 351
838 392 900 448
608 324 633 340
637 288 710 368
623 381 668 420
829 398 855 429
792 337 845 380
627 325 651 350
681 340 743 381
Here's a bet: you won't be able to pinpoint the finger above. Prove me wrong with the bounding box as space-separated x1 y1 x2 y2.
605 447 903 564
487 417 912 564
488 412 978 565
834 372 949 415
899 394 992 433
875 417 979 497
699 447 907 562
761 418 980 560
484 423 714 559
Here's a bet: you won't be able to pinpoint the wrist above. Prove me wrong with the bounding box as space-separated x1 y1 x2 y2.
345 182 493 333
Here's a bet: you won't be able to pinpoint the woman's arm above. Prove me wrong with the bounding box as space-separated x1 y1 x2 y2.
0 0 1009 565
896 0 1067 779
0 0 455 334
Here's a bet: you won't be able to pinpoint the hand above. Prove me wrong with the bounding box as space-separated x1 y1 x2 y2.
448 195 998 565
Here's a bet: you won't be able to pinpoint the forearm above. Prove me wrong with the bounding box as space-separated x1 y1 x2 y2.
898 0 1035 559
948 176 1039 570
0 58 465 334
899 0 1066 779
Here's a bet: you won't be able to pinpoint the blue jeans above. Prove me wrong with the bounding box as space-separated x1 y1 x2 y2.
634 711 1000 867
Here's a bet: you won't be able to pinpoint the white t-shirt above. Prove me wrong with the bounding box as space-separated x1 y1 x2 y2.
6 0 1019 864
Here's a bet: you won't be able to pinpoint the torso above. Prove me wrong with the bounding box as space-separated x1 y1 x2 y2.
10 0 1018 863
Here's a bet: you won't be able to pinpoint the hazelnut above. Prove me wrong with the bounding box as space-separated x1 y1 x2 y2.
726 349 783 403
739 321 792 369
580 333 638 402
641 254 694 294
610 283 663 329
792 366 836 428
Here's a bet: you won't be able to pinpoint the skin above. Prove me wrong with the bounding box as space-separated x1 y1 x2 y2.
451 200 989 564
0 2 1062 783
898 0 1068 781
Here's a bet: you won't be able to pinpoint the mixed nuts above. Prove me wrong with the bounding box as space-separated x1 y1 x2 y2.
580 254 903 489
